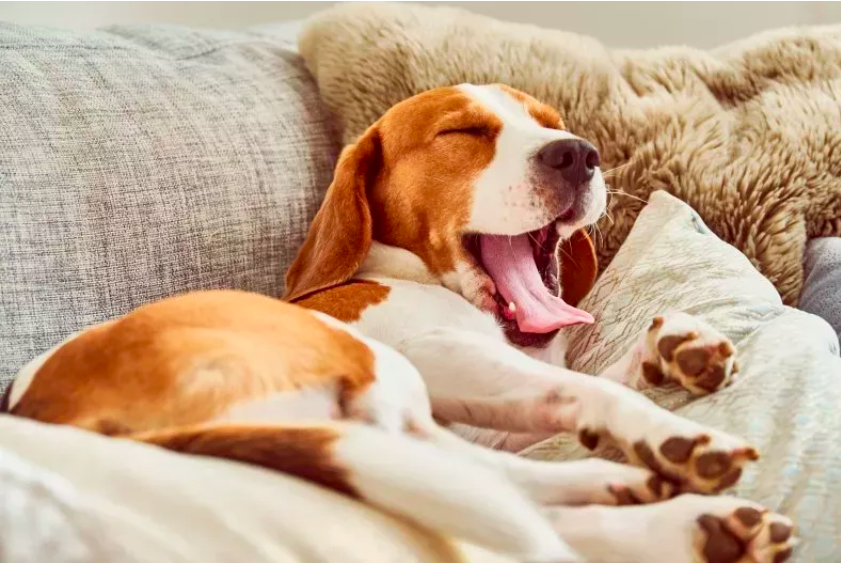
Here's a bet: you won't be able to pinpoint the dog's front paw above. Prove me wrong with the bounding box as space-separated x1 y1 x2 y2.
642 313 738 395
673 495 795 563
577 401 759 494
628 429 759 495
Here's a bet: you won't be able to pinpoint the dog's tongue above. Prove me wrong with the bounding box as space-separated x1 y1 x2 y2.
479 234 594 333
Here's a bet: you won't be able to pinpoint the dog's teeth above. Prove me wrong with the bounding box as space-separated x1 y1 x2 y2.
509 302 517 313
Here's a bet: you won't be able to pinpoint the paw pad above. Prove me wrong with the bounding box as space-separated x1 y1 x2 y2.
647 313 739 395
631 437 759 494
696 508 795 563
578 428 601 450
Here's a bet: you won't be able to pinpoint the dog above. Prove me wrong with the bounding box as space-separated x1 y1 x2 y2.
2 85 794 563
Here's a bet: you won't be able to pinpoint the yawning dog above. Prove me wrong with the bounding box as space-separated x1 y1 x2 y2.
3 85 794 563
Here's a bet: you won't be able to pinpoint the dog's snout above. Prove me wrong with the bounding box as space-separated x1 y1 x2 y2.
538 139 600 186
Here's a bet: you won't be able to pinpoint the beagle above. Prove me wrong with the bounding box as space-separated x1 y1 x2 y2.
3 85 794 563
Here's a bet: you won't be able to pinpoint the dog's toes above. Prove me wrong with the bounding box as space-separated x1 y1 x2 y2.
695 503 796 563
628 425 759 494
647 312 738 395
607 473 676 506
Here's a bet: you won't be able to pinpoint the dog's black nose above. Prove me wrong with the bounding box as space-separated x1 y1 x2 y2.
538 139 600 186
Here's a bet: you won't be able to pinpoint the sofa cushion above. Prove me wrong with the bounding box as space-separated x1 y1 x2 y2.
0 23 340 387
800 237 841 343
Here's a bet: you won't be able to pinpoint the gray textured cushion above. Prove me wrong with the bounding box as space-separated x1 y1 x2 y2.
801 237 841 343
0 23 340 388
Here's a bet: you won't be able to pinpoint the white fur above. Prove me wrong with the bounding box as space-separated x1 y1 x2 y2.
360 241 438 285
458 84 606 237
460 83 578 235
215 388 341 423
334 423 579 562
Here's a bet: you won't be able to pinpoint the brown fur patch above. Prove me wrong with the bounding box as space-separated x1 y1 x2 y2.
12 290 376 433
497 84 564 129
368 88 501 277
283 126 380 303
134 424 358 497
296 280 390 322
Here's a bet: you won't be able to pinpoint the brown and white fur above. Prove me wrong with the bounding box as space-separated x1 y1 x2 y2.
2 85 794 563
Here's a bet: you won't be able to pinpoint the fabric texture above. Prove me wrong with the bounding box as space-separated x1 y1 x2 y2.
800 237 841 342
0 23 340 389
299 2 841 306
520 191 841 562
0 415 509 563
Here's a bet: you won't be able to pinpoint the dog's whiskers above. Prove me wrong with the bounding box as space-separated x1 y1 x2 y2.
601 162 632 178
605 188 649 206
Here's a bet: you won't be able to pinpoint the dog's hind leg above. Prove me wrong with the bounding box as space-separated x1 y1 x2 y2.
131 421 576 563
417 422 675 506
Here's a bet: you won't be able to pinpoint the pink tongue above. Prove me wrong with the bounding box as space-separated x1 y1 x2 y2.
479 234 594 333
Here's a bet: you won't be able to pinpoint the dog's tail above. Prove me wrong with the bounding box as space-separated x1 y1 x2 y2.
128 421 575 562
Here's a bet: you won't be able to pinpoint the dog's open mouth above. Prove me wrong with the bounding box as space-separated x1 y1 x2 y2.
464 221 594 337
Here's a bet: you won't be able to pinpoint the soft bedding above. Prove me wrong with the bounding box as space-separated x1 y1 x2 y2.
0 415 510 563
523 192 841 562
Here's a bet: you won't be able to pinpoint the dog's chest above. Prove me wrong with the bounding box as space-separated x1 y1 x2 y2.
350 278 502 345
350 277 568 368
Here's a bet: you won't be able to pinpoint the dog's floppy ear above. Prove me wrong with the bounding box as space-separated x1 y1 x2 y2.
284 125 381 302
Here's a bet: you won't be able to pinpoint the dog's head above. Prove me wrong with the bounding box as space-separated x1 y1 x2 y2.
285 84 604 345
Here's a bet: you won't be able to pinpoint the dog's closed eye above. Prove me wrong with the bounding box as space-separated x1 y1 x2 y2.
437 126 492 137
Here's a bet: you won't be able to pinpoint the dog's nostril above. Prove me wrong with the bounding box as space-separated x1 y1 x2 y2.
560 151 574 170
538 139 600 186
584 147 600 169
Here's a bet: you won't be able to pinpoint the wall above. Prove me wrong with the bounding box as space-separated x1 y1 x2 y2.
0 1 839 49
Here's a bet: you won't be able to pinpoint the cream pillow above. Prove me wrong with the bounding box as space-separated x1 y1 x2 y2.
524 191 841 562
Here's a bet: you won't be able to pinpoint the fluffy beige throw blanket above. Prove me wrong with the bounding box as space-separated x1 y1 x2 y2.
299 2 841 305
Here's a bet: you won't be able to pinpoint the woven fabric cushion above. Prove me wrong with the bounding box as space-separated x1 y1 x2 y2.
523 192 841 562
0 23 339 387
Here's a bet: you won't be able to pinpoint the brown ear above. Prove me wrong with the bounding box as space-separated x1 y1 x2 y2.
560 229 598 306
283 125 381 302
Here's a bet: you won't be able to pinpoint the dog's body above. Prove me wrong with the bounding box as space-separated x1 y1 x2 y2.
2 85 794 563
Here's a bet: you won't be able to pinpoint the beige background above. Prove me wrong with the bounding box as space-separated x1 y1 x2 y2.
1 1 840 49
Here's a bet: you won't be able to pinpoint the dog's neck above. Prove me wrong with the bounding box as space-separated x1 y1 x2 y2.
357 241 569 363
357 241 485 300
356 241 441 285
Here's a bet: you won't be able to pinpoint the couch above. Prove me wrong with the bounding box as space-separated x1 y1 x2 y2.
1 16 839 563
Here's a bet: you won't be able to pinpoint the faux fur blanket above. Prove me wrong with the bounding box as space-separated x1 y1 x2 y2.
299 2 841 305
